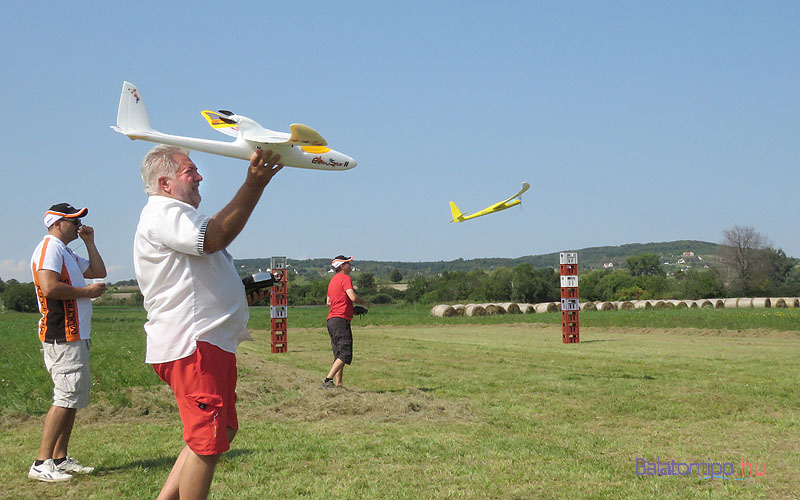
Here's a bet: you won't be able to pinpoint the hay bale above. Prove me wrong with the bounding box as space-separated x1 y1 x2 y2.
772 298 786 308
431 305 457 317
712 299 725 309
723 298 739 308
665 300 685 308
452 304 467 316
617 301 635 310
698 300 714 308
465 304 486 317
482 303 504 315
738 298 754 308
518 303 535 313
595 301 617 311
534 302 558 313
499 302 521 314
688 300 700 308
781 297 800 308
650 300 666 309
752 297 771 308
580 302 596 311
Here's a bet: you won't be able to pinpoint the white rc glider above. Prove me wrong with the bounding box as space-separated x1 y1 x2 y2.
111 81 356 171
449 182 531 222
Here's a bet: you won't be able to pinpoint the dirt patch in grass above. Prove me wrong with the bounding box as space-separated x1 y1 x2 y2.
235 349 473 424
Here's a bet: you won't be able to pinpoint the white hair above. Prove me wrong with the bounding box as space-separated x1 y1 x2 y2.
140 145 190 195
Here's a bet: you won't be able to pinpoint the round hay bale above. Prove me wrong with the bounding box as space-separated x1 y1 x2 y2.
651 300 666 309
580 302 596 311
534 302 558 313
752 297 770 308
431 305 456 317
452 304 467 316
723 298 739 308
688 300 700 308
482 303 504 315
499 302 521 314
519 303 535 313
617 301 635 310
595 301 617 311
633 300 650 309
698 300 714 308
712 299 725 309
738 298 754 308
772 298 786 308
465 304 486 317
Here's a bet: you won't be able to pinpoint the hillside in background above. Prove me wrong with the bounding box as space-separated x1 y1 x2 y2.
235 240 721 279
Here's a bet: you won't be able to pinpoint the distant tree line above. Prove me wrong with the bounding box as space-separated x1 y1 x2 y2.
3 227 797 312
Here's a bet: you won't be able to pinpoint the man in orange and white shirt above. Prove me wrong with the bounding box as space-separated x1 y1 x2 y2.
29 203 106 482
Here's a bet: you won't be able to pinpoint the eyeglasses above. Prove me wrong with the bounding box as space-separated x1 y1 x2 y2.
61 218 82 226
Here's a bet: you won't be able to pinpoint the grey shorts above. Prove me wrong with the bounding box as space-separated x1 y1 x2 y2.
327 317 353 365
41 339 91 409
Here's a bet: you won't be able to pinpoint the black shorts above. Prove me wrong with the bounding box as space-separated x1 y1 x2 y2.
327 317 353 365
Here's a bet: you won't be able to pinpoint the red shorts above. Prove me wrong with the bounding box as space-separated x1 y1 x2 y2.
153 341 238 455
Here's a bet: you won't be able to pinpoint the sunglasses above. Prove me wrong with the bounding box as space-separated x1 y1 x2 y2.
61 218 82 226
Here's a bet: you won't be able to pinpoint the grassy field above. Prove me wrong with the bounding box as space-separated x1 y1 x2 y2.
1 306 798 499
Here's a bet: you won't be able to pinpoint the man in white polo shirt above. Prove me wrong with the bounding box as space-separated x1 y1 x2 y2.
29 203 107 482
134 144 282 500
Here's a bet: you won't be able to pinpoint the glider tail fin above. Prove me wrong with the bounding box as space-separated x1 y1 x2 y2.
449 201 465 222
113 81 154 134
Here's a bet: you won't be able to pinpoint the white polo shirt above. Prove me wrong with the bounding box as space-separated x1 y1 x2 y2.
134 195 251 364
31 235 92 341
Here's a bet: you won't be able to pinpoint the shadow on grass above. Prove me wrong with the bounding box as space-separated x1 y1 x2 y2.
97 449 255 474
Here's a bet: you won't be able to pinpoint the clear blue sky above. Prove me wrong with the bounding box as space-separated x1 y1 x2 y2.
2 1 798 282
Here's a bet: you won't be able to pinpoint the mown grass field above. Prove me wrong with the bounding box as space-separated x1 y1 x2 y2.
1 305 798 499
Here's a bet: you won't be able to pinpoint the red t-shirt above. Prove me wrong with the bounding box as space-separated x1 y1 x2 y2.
327 273 354 320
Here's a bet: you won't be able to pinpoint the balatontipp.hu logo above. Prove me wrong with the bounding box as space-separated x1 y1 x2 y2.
635 458 766 480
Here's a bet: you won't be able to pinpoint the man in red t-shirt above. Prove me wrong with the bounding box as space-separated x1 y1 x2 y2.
323 255 369 388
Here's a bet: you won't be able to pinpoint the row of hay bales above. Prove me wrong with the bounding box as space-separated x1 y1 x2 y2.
431 297 800 317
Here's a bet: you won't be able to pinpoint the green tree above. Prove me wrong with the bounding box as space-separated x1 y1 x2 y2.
595 271 635 301
354 272 377 295
579 269 610 301
479 267 513 301
626 253 665 277
680 269 724 299
2 280 38 312
389 268 403 283
406 277 428 303
633 275 673 299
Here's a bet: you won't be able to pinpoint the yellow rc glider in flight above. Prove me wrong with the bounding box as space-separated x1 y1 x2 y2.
449 182 531 223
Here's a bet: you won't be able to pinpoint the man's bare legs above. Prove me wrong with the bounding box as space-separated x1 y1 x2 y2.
326 358 345 387
37 405 76 461
156 427 236 500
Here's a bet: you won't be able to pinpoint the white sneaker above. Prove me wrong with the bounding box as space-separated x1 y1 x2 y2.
28 459 73 482
56 456 95 474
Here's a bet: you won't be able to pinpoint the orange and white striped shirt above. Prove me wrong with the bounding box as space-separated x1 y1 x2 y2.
30 235 92 342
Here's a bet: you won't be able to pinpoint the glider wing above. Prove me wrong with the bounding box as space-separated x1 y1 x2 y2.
499 182 531 205
201 110 239 138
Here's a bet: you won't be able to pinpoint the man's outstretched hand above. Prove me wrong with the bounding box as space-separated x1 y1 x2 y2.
246 149 284 190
